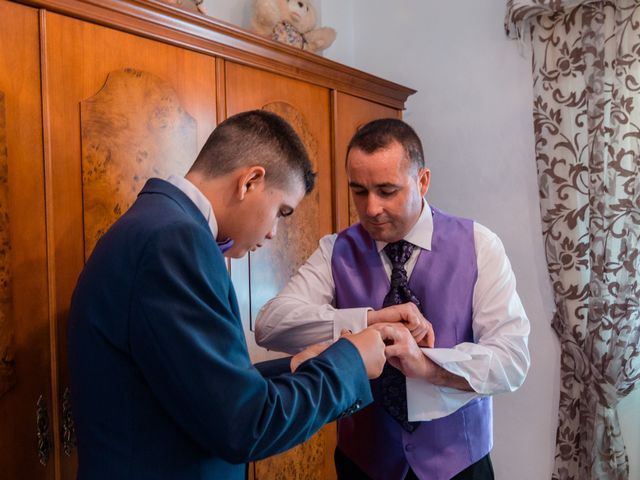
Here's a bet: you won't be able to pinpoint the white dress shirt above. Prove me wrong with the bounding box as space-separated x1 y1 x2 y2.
255 201 530 421
166 175 218 238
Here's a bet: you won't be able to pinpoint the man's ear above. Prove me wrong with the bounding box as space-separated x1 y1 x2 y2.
418 168 431 197
237 166 266 200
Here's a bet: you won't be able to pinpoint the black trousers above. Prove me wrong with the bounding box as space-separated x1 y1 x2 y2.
335 447 495 480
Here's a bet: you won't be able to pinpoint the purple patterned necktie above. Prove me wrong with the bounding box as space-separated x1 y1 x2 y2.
380 240 421 433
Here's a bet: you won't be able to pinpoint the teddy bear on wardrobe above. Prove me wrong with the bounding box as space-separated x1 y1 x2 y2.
250 0 336 53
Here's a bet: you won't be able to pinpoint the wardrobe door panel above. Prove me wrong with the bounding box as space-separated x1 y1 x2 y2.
0 2 52 479
333 92 400 230
43 12 217 477
225 62 336 480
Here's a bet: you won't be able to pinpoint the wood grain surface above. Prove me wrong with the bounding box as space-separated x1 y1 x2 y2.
80 68 197 256
0 91 16 398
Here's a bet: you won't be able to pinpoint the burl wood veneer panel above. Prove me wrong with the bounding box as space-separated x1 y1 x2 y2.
80 68 197 257
255 425 331 480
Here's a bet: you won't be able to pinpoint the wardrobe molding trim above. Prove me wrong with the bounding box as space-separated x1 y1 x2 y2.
15 0 416 109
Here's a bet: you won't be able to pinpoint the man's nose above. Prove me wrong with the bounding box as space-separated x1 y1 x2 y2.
365 195 384 217
266 219 278 239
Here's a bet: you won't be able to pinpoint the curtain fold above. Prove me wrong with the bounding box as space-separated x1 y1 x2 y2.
505 0 601 39
507 0 640 478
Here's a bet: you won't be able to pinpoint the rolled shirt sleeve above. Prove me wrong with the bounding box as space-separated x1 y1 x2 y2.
255 234 369 354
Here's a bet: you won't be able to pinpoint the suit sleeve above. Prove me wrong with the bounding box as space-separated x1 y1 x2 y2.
128 221 372 463
253 357 293 377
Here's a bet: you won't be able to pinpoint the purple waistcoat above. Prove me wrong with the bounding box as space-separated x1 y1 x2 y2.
332 207 492 480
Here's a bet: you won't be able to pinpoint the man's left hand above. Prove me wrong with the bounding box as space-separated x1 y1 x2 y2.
374 323 474 391
370 323 436 378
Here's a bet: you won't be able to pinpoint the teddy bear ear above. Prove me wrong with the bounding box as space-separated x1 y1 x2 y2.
249 0 284 36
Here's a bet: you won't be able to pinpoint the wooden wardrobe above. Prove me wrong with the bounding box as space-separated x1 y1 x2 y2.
0 1 414 478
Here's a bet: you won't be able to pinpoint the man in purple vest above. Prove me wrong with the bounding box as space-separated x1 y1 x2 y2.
255 118 530 480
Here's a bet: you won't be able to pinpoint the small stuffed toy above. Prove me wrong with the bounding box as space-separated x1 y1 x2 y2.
250 0 336 53
159 0 208 16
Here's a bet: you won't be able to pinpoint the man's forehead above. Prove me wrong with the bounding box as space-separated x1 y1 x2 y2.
278 177 306 203
347 154 412 181
348 144 409 168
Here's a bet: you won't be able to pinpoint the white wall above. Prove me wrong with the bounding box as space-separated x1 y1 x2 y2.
199 0 252 29
321 1 639 479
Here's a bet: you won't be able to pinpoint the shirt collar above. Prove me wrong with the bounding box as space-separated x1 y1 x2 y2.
374 199 433 252
166 174 218 238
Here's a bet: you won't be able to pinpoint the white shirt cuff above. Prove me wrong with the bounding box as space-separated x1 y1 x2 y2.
406 348 480 421
331 307 370 341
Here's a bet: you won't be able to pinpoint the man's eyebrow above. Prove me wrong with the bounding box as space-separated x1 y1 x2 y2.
348 182 400 189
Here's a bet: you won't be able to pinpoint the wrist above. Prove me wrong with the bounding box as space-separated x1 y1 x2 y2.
366 309 377 326
422 355 443 383
289 356 297 373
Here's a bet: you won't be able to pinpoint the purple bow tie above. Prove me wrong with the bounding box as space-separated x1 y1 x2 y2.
216 238 234 254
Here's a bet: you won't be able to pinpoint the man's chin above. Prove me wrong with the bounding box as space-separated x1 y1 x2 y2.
224 247 248 259
363 224 395 242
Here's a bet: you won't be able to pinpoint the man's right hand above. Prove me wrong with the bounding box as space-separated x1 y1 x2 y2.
367 303 435 347
341 327 387 379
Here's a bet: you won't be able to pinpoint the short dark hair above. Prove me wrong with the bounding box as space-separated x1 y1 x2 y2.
189 110 316 194
347 118 424 172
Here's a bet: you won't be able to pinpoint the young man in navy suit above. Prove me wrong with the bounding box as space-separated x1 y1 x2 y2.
67 110 389 480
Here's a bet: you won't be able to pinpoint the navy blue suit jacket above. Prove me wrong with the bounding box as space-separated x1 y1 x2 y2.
67 179 372 479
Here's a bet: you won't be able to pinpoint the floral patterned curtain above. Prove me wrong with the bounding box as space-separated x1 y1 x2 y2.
504 0 600 38
505 1 640 479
